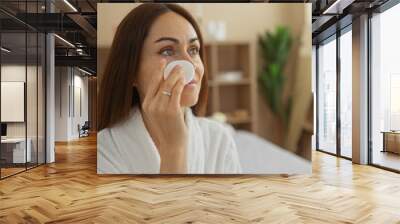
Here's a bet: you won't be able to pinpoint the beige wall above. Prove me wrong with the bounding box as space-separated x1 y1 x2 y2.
97 3 306 46
97 3 310 146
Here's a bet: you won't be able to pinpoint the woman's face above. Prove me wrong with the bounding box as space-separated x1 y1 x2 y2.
136 12 204 108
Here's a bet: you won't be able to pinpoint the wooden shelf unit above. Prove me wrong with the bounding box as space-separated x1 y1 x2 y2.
204 42 255 132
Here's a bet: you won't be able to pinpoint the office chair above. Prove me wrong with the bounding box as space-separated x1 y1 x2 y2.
79 121 90 138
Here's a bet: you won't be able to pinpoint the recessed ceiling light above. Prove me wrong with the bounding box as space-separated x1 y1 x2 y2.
1 47 11 53
63 0 78 12
54 34 75 48
77 67 93 76
322 0 354 15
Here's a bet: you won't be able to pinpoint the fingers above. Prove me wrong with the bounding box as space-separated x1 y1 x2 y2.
153 64 184 114
170 76 185 109
158 64 184 96
143 60 186 117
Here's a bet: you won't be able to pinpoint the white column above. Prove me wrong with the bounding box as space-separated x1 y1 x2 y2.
46 32 55 163
45 1 56 163
352 14 369 164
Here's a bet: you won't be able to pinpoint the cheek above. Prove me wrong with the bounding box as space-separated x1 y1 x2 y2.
194 60 205 80
136 56 162 96
193 62 204 98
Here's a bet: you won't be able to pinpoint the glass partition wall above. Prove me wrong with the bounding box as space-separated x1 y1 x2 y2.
317 35 337 155
0 30 27 177
0 2 46 179
316 26 353 159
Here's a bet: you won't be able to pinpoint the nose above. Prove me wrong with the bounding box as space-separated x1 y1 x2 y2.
176 50 194 64
176 51 203 80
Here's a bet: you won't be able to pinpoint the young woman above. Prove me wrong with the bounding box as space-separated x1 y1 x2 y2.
97 3 242 174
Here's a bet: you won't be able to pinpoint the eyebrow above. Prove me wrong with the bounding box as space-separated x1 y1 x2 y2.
154 37 199 44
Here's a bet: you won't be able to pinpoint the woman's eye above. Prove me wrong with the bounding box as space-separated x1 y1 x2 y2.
188 47 199 56
160 48 174 56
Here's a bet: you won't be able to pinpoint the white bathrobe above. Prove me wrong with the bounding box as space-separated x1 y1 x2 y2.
97 108 242 174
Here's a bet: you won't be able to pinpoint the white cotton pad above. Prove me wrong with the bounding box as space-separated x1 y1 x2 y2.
163 60 195 85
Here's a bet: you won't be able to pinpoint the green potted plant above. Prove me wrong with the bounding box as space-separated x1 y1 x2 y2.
258 26 293 128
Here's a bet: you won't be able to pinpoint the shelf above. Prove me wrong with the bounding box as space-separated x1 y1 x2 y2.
224 109 251 125
208 78 251 87
227 116 252 125
204 42 254 132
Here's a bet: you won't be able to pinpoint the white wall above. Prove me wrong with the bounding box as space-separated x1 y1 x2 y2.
55 66 69 141
55 67 89 141
1 63 46 164
71 73 89 138
1 65 27 142
1 82 25 122
1 65 35 137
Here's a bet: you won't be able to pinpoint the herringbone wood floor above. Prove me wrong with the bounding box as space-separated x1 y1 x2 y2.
0 135 400 223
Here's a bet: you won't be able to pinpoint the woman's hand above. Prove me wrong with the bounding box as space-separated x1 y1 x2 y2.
141 59 188 174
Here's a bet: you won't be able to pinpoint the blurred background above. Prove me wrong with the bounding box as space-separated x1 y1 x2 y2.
98 3 312 172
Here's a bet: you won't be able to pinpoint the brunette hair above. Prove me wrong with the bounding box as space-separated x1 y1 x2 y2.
98 3 208 131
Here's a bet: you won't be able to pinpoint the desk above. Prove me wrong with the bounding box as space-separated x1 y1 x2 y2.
381 131 400 154
1 138 31 163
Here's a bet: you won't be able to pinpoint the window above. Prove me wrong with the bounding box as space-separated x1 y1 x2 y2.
339 29 352 158
312 45 316 151
370 2 400 171
390 74 400 130
317 37 337 154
